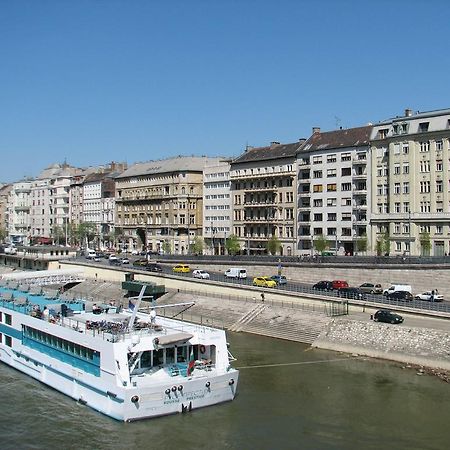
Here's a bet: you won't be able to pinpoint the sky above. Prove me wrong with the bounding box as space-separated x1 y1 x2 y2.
1 0 450 182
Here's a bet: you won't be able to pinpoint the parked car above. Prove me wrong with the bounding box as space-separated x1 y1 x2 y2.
374 309 404 324
271 275 287 285
108 254 118 261
312 281 333 291
146 263 163 273
224 268 247 279
337 287 365 299
109 258 121 266
133 259 149 267
253 276 277 288
131 249 139 255
173 264 190 273
386 291 413 301
120 257 130 264
383 284 412 296
192 269 210 279
359 283 383 294
414 291 444 302
332 280 349 290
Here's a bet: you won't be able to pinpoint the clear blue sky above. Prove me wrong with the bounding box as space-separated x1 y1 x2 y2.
1 0 449 182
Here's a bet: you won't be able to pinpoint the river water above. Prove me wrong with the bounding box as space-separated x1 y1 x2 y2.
1 332 449 450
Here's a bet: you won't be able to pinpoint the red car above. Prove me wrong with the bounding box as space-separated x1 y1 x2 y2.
332 280 349 290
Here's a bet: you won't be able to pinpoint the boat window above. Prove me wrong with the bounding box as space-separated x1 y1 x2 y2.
153 349 163 366
140 351 152 369
165 347 175 364
176 346 187 362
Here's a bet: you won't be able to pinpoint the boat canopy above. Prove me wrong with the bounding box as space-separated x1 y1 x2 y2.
155 332 194 346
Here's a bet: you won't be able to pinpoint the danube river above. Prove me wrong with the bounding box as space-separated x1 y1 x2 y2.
1 332 449 450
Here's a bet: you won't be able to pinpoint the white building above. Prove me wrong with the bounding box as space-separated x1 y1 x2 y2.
297 126 372 255
7 180 32 245
203 159 232 255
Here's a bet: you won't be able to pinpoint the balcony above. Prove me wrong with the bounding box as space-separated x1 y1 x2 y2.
231 169 296 180
353 188 367 196
243 186 277 192
14 205 30 211
243 200 277 207
352 172 367 180
353 156 367 164
298 204 311 210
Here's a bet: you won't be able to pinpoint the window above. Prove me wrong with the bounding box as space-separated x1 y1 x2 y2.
402 223 409 234
420 181 430 193
436 160 443 171
403 182 409 194
327 198 337 207
436 201 443 213
394 223 401 234
313 199 323 207
378 128 389 139
314 213 323 221
313 228 323 235
327 154 337 163
313 184 323 193
395 242 402 252
393 143 400 154
341 167 351 176
403 202 409 213
418 122 429 132
436 225 443 234
420 201 431 213
402 143 409 154
313 170 322 178
341 183 352 191
403 163 409 174
394 202 401 213
342 212 352 221
327 184 337 192
313 156 322 164
342 197 352 206
341 153 351 161
377 184 383 195
377 167 383 177
327 169 336 177
420 141 430 152
327 228 336 236
436 180 443 193
436 140 443 151
394 164 400 175
394 183 401 194
328 212 337 221
420 161 430 172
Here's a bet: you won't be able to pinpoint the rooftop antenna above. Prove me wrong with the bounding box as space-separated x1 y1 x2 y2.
334 116 342 129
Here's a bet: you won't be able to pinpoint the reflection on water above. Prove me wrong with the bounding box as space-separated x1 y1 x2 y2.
1 332 449 450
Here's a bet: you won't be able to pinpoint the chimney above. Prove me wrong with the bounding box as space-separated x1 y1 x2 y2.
270 141 280 148
404 108 413 117
312 127 321 134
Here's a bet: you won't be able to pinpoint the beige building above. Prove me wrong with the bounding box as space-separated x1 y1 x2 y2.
0 184 12 241
230 142 301 256
115 156 222 254
370 108 450 256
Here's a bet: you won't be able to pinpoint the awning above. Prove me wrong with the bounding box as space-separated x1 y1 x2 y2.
154 332 194 346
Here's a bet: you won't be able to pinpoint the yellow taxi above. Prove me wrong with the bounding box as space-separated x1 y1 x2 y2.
173 264 191 273
253 276 277 288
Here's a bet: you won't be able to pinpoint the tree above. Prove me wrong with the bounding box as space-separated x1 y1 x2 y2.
419 232 431 256
356 234 368 253
191 236 204 255
162 240 171 255
51 225 65 245
225 234 240 256
313 235 328 254
266 236 281 255
382 230 391 255
375 238 383 256
0 226 7 243
77 222 97 248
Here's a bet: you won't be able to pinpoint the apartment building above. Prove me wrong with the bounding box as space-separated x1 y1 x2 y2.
115 156 222 254
7 180 32 245
297 126 372 255
370 108 450 256
230 142 301 256
30 163 81 244
0 184 12 239
203 159 232 255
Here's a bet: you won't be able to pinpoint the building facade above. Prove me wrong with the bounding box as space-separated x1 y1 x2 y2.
230 142 300 256
115 157 222 254
370 108 450 256
7 180 32 245
203 159 232 255
0 184 12 241
297 126 372 255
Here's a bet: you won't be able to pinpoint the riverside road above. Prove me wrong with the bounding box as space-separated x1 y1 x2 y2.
79 255 450 315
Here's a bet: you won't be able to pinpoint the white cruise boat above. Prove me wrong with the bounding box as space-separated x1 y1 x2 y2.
0 276 238 421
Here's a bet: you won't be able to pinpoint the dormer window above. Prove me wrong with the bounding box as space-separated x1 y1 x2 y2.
418 122 429 132
378 128 389 139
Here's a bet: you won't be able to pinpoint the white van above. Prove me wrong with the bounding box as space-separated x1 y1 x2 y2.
85 249 97 259
383 284 412 296
224 268 247 279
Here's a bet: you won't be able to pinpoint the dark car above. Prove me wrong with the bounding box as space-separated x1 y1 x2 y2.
374 309 404 324
133 259 149 267
386 291 413 302
146 263 163 273
337 287 365 300
312 281 333 291
109 258 121 266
